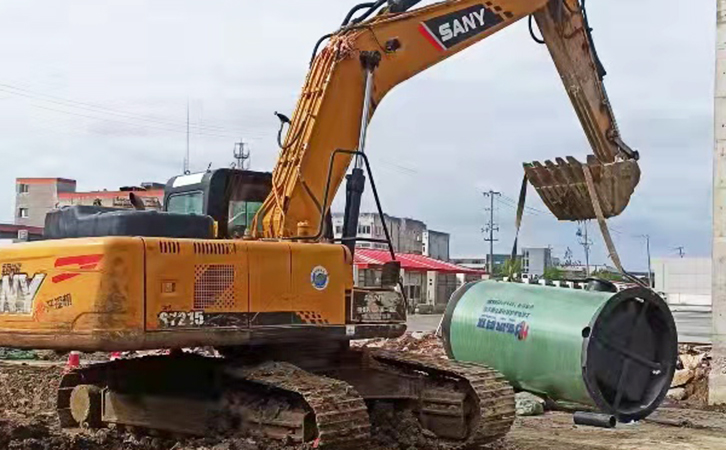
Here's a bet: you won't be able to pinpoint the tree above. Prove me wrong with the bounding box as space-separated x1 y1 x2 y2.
543 266 564 280
591 269 623 282
501 257 522 280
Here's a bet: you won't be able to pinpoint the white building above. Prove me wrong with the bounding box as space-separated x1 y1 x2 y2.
422 229 450 261
653 257 711 306
332 212 448 256
521 247 553 277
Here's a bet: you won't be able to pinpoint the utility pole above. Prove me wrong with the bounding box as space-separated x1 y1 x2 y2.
712 0 726 405
675 246 685 258
233 141 250 170
576 221 593 276
184 100 190 174
645 234 653 288
482 191 501 274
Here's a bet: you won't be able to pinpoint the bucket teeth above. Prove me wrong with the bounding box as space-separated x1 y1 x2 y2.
524 155 640 221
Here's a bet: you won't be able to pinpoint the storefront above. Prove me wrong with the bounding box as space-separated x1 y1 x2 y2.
353 249 487 313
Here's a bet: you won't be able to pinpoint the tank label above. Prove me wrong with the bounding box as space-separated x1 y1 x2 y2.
476 298 532 341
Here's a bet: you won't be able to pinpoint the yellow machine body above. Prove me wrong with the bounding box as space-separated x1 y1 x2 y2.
0 237 382 351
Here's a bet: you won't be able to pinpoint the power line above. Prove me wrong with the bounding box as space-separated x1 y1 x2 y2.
483 191 501 274
0 82 239 134
0 82 261 139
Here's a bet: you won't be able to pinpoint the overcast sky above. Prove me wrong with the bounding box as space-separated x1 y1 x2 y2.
0 0 715 270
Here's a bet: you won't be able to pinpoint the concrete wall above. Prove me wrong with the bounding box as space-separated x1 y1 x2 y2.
423 230 450 261
653 257 711 306
15 178 76 227
59 191 163 210
425 271 457 311
397 218 425 254
333 213 430 254
332 212 389 250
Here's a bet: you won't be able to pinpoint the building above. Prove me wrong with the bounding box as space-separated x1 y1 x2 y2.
58 183 164 210
353 249 485 313
332 213 445 255
15 178 77 227
521 247 553 277
15 177 165 228
422 229 450 261
653 257 711 306
453 254 510 275
454 249 552 278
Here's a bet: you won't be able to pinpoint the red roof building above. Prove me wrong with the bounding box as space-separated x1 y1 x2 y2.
354 249 486 275
353 249 487 314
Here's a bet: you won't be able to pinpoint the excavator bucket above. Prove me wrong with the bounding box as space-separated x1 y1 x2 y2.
523 155 640 221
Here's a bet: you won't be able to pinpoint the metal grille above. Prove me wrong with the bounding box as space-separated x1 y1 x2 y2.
159 241 181 254
194 264 235 309
193 242 235 255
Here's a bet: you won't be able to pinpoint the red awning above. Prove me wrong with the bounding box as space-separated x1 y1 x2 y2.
354 249 486 275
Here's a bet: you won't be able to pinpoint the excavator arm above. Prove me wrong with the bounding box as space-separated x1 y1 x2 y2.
253 0 640 238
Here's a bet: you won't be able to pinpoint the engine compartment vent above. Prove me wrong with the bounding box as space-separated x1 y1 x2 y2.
193 242 236 255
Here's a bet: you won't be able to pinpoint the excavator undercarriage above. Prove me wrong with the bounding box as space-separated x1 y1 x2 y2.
58 346 514 448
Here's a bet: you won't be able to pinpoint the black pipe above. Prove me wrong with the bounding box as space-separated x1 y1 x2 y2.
388 0 422 13
341 168 366 255
309 33 334 67
573 411 616 428
341 2 376 27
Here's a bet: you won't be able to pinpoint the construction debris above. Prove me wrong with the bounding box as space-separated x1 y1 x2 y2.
353 331 446 358
0 348 37 360
667 344 711 407
516 392 546 416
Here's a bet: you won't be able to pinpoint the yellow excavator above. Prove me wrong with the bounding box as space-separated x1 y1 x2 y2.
0 0 641 447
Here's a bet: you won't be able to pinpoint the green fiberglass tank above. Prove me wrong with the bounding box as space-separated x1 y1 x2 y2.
441 280 677 421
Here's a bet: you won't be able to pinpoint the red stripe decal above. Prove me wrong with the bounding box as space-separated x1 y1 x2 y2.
55 254 103 268
418 23 446 52
52 273 80 283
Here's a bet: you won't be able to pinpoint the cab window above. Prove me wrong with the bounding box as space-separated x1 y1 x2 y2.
228 201 263 236
166 192 204 215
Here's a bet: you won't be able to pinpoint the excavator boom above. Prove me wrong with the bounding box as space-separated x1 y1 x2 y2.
254 0 640 238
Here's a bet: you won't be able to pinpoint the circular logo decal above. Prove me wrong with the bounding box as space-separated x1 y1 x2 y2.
311 266 329 291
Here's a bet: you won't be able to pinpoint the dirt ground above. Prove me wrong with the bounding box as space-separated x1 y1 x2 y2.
2 335 726 450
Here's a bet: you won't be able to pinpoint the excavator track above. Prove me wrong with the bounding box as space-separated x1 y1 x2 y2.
230 361 370 447
368 350 515 448
56 349 514 448
57 353 370 448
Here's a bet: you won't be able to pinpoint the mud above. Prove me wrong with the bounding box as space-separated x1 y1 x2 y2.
3 339 726 450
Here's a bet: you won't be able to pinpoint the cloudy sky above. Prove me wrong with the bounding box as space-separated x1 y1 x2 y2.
0 0 715 270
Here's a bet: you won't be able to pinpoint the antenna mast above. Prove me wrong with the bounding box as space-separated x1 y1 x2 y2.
233 141 250 170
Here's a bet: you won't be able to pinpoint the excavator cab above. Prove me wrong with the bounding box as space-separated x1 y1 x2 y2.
44 169 274 241
164 169 273 239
